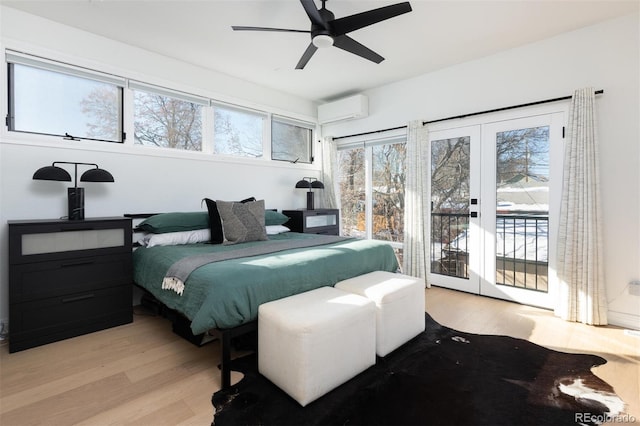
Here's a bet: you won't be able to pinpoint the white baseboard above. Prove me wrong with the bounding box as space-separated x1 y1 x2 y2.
608 310 640 330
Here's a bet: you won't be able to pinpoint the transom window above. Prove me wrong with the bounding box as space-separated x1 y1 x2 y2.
213 103 265 158
7 53 124 142
5 51 316 165
271 116 314 163
131 82 205 151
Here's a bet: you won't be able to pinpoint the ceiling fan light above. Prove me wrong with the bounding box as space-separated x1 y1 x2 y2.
312 34 334 48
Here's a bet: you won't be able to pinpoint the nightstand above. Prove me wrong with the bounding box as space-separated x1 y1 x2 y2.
282 209 340 235
8 217 133 352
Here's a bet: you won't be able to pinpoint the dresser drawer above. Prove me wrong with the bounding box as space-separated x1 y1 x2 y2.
9 285 132 352
9 218 131 264
9 253 132 303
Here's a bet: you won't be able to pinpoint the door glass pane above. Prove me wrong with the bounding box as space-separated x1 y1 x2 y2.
430 137 470 278
372 143 406 244
338 148 366 237
495 126 549 292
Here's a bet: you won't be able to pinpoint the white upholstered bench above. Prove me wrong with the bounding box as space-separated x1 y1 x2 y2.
335 271 425 356
258 286 376 407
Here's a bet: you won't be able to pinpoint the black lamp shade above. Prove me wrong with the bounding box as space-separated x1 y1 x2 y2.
32 166 72 182
81 168 115 182
295 179 312 189
311 180 324 189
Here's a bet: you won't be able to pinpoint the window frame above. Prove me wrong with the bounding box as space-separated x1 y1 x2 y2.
6 51 126 143
337 131 407 249
3 49 319 168
270 115 314 164
211 101 268 159
129 80 207 151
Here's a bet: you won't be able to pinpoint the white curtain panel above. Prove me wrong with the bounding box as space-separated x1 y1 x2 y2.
403 120 430 285
555 87 607 325
320 136 338 209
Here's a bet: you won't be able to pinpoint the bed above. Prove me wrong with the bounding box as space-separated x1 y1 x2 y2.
129 206 399 388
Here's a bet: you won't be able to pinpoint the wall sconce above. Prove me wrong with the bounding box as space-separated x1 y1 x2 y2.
295 177 324 210
33 161 114 220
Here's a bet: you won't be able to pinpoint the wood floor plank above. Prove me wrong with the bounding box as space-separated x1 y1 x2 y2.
0 288 637 425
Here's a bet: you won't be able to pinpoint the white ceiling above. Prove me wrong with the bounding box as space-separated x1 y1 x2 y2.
1 0 638 102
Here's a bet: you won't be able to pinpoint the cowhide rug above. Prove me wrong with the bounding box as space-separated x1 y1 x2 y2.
212 313 625 426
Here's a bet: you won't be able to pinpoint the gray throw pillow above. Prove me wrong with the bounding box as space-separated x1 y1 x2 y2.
216 199 267 245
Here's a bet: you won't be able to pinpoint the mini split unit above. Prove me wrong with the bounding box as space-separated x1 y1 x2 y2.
318 94 369 124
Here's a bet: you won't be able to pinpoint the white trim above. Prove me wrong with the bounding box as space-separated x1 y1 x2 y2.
128 80 208 105
608 310 640 330
6 49 125 87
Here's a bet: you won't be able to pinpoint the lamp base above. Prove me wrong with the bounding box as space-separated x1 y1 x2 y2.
306 191 315 210
68 187 85 220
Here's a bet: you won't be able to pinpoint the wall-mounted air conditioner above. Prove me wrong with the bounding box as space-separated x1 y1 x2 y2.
318 94 369 124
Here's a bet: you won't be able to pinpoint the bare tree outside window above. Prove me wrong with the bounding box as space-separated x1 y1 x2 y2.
272 120 312 163
339 147 366 237
133 91 202 150
214 107 263 158
338 141 406 247
81 86 120 141
372 143 406 243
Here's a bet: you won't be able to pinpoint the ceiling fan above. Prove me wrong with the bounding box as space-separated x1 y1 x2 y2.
232 0 412 69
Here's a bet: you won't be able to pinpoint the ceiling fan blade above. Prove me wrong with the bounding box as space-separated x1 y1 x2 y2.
295 43 318 69
333 35 384 64
300 0 327 29
329 2 412 36
232 26 310 33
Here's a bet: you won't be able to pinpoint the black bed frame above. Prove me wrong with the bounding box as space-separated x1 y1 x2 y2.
126 213 259 389
138 289 257 388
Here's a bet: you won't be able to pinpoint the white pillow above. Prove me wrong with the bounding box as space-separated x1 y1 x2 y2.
266 225 290 235
142 228 211 247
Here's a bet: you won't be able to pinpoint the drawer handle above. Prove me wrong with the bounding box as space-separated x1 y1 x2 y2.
62 294 95 303
61 260 95 268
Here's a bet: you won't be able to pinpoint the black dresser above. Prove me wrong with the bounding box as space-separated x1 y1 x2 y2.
8 217 133 352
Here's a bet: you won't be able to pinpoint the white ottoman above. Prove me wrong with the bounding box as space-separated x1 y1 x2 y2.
258 286 376 407
335 271 425 357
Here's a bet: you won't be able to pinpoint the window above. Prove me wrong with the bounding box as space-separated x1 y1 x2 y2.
338 136 406 251
5 51 318 164
271 116 313 163
130 82 205 151
213 103 265 158
7 52 124 142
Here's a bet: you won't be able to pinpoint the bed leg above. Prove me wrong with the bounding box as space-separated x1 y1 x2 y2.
221 329 232 389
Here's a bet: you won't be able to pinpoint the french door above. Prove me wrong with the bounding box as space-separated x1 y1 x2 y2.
428 109 564 309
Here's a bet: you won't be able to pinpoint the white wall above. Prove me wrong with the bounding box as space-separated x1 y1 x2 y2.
0 6 321 324
323 13 640 329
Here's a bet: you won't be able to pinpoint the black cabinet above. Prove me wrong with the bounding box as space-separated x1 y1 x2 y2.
8 217 133 352
282 209 340 235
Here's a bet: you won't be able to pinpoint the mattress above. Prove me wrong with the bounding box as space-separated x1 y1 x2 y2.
133 232 399 334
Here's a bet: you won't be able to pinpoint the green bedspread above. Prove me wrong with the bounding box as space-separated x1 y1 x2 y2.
133 232 399 334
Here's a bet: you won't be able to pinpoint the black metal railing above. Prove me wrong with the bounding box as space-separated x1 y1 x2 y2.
430 212 470 279
496 214 548 292
430 212 549 292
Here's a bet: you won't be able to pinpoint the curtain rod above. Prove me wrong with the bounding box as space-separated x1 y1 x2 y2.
332 125 407 141
423 89 604 125
331 89 603 140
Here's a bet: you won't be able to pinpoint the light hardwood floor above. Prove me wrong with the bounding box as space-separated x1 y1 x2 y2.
1 286 638 425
